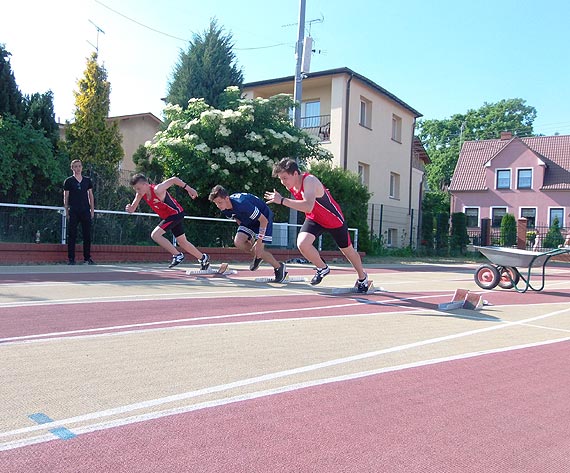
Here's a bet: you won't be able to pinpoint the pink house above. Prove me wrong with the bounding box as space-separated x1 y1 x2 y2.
450 132 570 232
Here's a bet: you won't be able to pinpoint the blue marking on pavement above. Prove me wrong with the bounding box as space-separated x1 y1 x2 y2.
28 413 77 440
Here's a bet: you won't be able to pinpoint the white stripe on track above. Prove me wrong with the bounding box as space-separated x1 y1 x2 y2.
1 336 568 451
1 305 569 444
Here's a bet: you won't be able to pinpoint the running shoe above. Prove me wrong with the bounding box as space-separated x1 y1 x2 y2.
274 262 287 283
310 265 330 285
199 253 210 271
355 273 369 293
169 252 185 268
250 257 263 271
84 258 96 265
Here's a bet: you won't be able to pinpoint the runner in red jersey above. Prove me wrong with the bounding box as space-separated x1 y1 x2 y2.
265 159 369 292
126 174 209 269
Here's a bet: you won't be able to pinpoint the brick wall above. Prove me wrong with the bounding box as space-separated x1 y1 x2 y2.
0 243 359 265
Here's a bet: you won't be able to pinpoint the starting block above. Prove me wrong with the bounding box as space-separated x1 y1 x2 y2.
331 281 385 295
186 263 236 277
438 289 488 311
254 273 308 284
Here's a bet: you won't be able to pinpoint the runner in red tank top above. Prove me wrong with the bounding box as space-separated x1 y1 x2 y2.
265 159 370 292
126 174 210 270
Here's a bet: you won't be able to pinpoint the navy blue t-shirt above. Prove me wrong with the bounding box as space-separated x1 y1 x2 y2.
220 193 273 226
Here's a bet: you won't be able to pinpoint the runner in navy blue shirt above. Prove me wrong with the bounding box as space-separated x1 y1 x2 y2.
209 185 286 282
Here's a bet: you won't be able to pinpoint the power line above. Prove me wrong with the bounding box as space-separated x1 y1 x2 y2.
94 0 290 50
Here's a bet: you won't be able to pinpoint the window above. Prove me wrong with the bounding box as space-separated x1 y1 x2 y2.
300 100 320 128
517 169 532 189
358 162 370 188
491 207 507 227
520 208 536 228
549 208 564 228
386 228 397 247
496 169 511 189
359 97 372 128
389 172 400 199
465 207 480 227
391 114 402 142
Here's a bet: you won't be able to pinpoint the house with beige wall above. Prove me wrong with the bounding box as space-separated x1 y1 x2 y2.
107 112 163 173
243 67 426 247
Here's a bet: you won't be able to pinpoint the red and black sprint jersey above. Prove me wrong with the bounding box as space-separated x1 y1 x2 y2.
142 184 184 220
289 173 345 229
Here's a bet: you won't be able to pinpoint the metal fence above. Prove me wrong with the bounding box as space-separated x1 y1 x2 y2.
368 203 417 248
0 203 359 250
467 224 569 252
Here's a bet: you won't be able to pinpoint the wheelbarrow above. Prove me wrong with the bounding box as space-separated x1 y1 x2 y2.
473 246 570 293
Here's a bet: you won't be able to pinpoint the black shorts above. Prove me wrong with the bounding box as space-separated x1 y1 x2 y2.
300 219 351 249
158 214 185 238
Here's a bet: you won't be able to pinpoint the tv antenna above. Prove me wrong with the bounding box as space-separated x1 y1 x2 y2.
87 19 106 53
282 13 324 36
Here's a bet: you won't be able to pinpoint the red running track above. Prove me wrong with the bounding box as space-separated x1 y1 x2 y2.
2 340 569 472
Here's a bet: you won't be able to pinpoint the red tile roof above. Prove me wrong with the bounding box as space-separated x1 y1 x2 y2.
450 135 570 191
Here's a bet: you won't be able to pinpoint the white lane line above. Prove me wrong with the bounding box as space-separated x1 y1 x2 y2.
520 323 570 334
2 306 569 441
0 293 454 344
1 336 568 452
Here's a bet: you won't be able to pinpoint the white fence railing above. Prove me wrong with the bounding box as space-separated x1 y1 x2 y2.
0 203 359 251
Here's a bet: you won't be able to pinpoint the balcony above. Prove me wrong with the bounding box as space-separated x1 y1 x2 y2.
300 114 331 142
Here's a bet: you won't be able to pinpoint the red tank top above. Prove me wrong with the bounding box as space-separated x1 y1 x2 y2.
142 184 184 220
289 173 345 229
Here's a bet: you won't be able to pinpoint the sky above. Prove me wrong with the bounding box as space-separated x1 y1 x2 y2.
2 0 569 136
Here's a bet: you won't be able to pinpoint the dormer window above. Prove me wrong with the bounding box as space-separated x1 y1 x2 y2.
517 169 532 189
496 169 511 189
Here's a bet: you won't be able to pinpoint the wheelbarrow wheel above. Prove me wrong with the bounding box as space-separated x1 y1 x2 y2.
498 266 520 290
474 264 500 290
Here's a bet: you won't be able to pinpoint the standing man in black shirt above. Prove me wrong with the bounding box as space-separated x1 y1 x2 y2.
63 159 95 265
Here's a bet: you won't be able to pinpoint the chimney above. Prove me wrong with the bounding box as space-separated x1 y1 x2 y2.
500 131 513 140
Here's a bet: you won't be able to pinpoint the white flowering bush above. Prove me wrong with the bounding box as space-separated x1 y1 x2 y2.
148 88 332 218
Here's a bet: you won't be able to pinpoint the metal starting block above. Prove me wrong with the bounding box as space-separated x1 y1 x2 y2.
254 274 308 284
438 289 489 311
186 263 236 277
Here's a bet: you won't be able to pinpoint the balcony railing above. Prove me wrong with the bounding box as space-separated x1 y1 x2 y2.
300 114 331 142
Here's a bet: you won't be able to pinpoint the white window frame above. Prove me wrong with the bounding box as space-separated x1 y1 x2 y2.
490 206 508 227
548 207 565 228
516 168 533 190
300 100 321 128
359 96 372 129
463 206 480 228
389 172 400 200
386 228 397 247
358 162 370 189
519 207 537 228
495 168 512 190
391 114 402 143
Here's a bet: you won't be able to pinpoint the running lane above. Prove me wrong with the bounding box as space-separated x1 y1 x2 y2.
2 340 568 472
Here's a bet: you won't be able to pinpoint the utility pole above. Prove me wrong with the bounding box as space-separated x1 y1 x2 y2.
288 0 306 247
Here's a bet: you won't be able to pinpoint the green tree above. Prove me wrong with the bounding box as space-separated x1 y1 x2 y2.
543 217 564 248
0 45 23 121
450 212 470 254
166 20 243 110
500 213 517 247
418 98 537 192
0 115 65 203
149 87 332 219
132 144 164 183
23 91 59 146
435 212 449 255
306 161 371 253
65 52 123 208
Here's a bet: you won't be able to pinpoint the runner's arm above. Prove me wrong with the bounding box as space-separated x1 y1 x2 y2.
125 193 144 213
266 176 318 213
155 177 197 199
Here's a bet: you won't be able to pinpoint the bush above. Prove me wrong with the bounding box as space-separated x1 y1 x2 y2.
543 217 564 248
450 212 470 254
420 211 434 252
435 212 449 255
500 213 517 247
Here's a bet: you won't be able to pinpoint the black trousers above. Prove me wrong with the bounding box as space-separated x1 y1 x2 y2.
68 209 92 261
